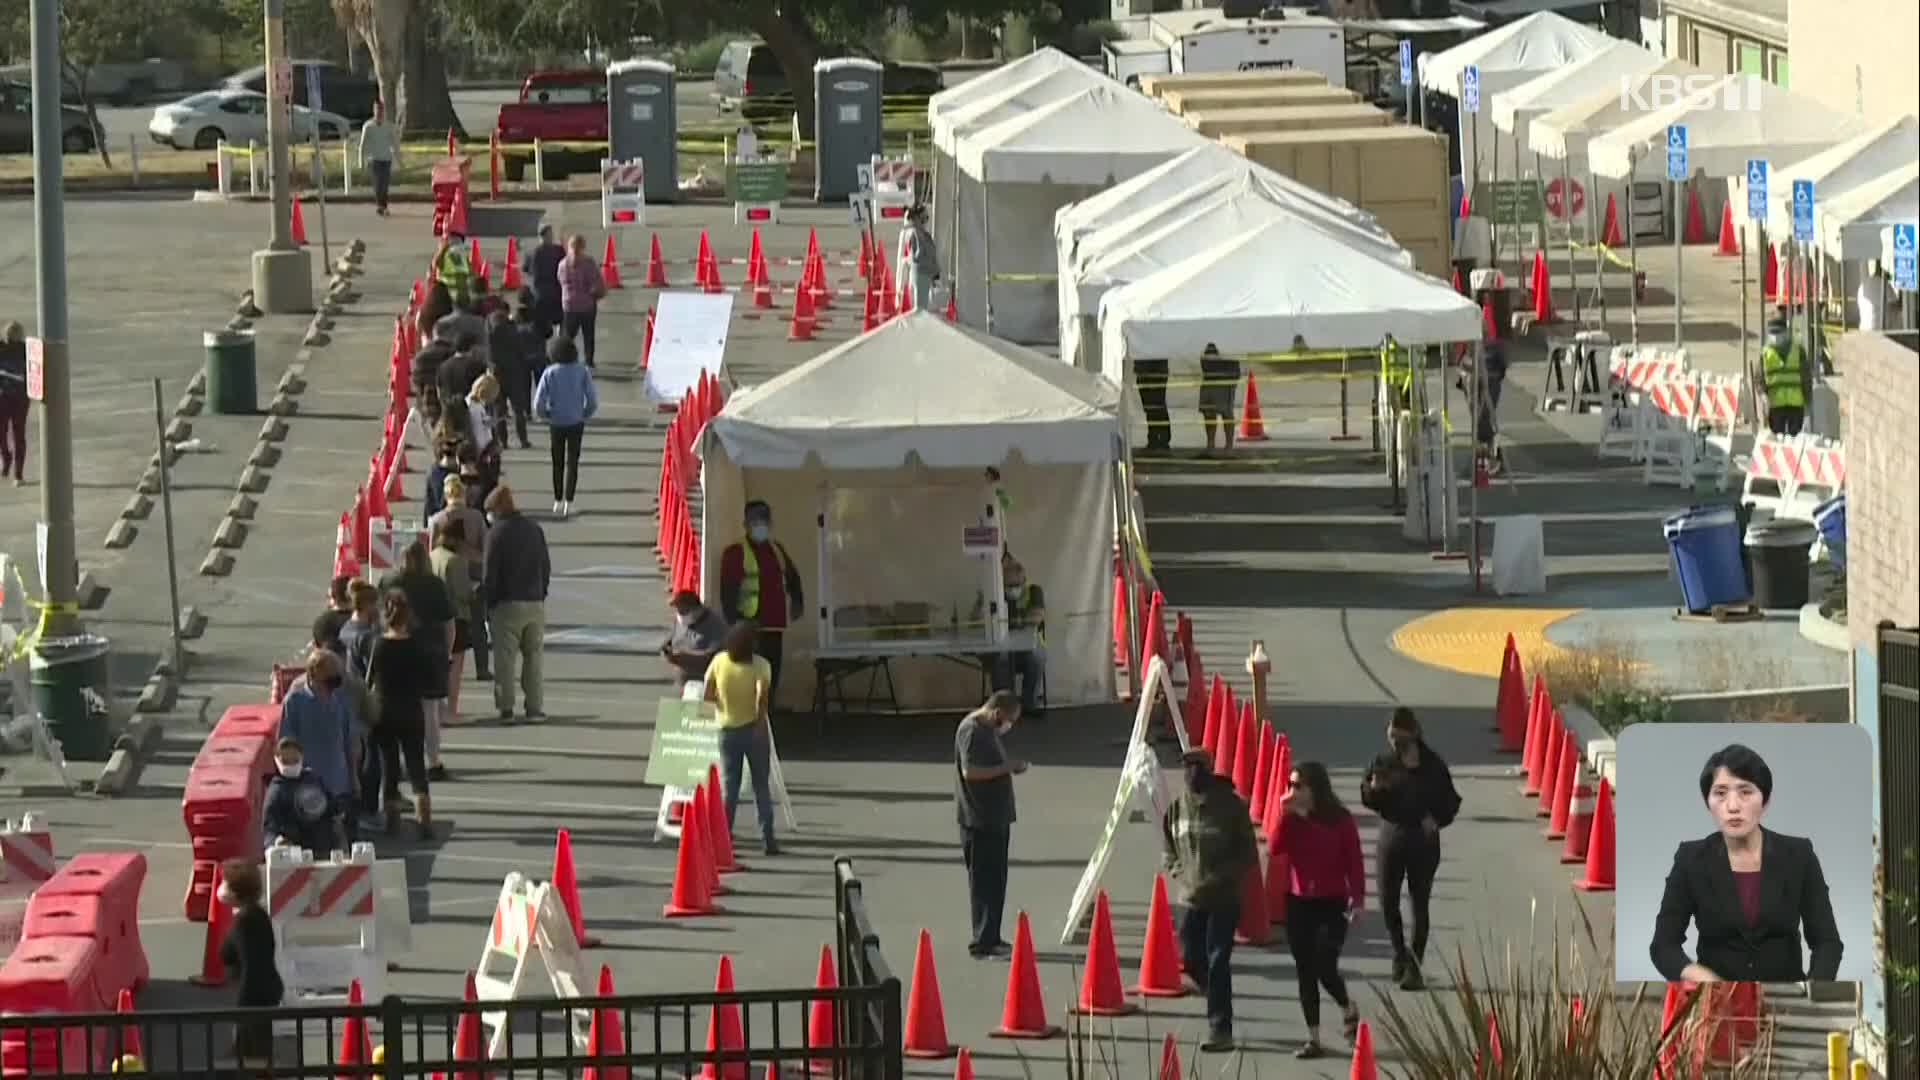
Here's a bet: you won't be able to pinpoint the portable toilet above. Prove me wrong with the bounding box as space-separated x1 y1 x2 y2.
813 58 883 202
607 59 677 204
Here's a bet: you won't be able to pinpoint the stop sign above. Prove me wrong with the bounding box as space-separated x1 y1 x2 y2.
1545 177 1586 219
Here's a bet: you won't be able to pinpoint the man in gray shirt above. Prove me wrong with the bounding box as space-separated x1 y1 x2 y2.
661 590 727 690
955 691 1028 959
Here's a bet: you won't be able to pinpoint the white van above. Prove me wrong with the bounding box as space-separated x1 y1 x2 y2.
1147 9 1347 87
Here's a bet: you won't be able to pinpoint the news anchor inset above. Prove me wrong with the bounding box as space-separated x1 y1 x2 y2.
1649 744 1844 983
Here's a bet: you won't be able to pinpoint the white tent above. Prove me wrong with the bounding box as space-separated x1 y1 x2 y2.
1587 76 1870 180
1817 163 1919 260
927 47 1081 128
1418 11 1616 190
953 84 1205 343
1097 215 1483 388
1060 172 1413 373
1527 59 1711 176
1490 40 1665 152
698 312 1124 710
1763 115 1919 238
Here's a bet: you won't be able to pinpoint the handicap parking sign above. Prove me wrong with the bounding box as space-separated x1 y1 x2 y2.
1462 65 1479 113
1399 41 1413 86
1893 223 1917 290
1665 125 1688 181
1792 179 1815 243
1745 159 1768 222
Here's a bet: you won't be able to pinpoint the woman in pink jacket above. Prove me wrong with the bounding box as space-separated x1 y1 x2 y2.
1276 760 1366 1059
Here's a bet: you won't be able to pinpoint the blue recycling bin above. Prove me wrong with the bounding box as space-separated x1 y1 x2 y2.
1813 495 1846 570
1663 506 1751 613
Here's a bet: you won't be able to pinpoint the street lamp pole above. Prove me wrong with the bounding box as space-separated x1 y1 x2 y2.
251 0 314 313
27 0 79 639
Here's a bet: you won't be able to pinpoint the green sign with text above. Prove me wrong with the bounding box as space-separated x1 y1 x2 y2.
1485 180 1546 228
728 162 789 205
644 697 723 788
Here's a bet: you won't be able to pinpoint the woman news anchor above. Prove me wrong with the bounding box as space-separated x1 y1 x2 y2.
1649 743 1844 983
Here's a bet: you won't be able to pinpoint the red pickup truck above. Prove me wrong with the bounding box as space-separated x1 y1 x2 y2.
494 70 608 182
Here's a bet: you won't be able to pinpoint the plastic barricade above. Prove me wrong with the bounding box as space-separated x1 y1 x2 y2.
212 704 280 742
27 852 148 999
0 815 55 964
0 936 108 1075
182 707 277 921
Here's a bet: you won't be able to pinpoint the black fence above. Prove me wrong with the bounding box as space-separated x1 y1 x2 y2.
1878 623 1918 1077
0 859 903 1080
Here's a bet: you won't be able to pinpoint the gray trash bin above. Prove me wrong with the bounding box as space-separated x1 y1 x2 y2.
813 57 883 203
607 59 677 203
1745 518 1816 610
204 330 258 415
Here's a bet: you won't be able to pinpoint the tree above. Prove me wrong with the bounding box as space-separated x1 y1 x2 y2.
35 0 170 167
331 0 461 136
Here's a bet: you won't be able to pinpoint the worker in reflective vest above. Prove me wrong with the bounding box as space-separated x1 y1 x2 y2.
1760 317 1807 435
993 547 1046 717
434 228 475 309
719 499 804 698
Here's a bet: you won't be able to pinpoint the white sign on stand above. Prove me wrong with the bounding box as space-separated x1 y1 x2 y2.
642 291 733 405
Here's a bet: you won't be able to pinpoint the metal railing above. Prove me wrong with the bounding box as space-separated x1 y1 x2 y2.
1 860 903 1080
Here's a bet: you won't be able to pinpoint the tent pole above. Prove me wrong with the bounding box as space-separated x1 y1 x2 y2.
1561 153 1580 326
1590 170 1608 329
1628 149 1640 347
1490 122 1500 268
983 180 994 336
1470 339 1486 595
1739 214 1752 428
1673 174 1685 349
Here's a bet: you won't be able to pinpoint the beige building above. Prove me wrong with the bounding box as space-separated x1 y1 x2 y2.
1660 0 1791 84
1788 0 1920 120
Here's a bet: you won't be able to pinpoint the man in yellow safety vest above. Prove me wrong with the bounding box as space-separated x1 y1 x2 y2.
434 228 475 309
1760 317 1806 435
718 500 804 697
993 547 1046 717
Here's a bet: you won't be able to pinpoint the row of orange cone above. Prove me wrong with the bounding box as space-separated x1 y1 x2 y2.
654 369 726 597
1491 633 1615 890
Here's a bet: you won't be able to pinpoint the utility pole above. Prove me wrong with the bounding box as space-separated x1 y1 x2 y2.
251 0 314 313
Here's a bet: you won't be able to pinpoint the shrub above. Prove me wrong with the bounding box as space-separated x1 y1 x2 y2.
673 32 739 76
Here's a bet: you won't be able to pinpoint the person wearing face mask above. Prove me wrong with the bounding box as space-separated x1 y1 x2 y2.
215 858 282 1065
718 500 803 700
662 590 728 690
277 648 357 841
955 691 1028 960
1275 760 1365 1058
1359 707 1461 990
262 736 340 856
992 547 1046 718
1162 747 1257 1052
1650 743 1841 983
1760 317 1807 435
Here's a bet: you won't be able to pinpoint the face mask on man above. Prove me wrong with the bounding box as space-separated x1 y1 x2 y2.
1767 328 1791 351
279 759 304 779
216 882 237 908
748 523 770 544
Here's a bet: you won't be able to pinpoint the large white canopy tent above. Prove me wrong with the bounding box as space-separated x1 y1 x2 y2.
1761 116 1919 240
1060 172 1414 373
926 46 1080 129
1818 163 1919 261
953 84 1205 344
1527 59 1713 177
1417 10 1616 194
698 312 1124 710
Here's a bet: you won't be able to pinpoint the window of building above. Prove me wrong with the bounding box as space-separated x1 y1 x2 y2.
1736 41 1764 76
1770 52 1790 88
1692 26 1730 74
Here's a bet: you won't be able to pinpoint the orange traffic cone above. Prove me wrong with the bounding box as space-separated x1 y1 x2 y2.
1560 755 1596 863
642 308 656 368
700 956 748 1080
114 988 143 1063
746 229 766 288
290 198 308 246
1214 690 1240 780
806 945 838 1074
1263 736 1291 841
1136 874 1186 997
752 271 773 310
1451 267 1466 295
1350 1020 1379 1080
991 912 1062 1038
1142 589 1168 678
695 231 716 289
902 929 958 1058
188 864 231 986
862 278 881 332
1600 192 1624 247
584 965 630 1080
1494 635 1525 751
552 827 602 947
469 237 482 268
1157 1034 1182 1080
1238 371 1268 440
1546 729 1579 839
944 291 958 322
1574 777 1616 891
1521 680 1552 796
663 805 717 916
450 971 488 1077
602 234 623 289
502 237 523 291
692 783 728 897
788 281 816 342
705 763 742 873
1654 981 1691 1079
1201 675 1226 755
1531 249 1558 324
1231 702 1257 799
1537 715 1568 817
1683 187 1708 244
647 233 670 287
1073 892 1136 1015
856 231 871 278
446 183 470 236
336 979 372 1072
1763 244 1780 300
1715 202 1740 256
1235 860 1271 946
954 1049 976 1080
1248 723 1276 826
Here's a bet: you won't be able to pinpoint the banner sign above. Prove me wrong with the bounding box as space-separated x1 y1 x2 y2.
728 162 789 205
643 697 722 788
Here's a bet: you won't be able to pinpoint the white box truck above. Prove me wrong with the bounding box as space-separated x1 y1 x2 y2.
1147 9 1347 87
1104 38 1175 89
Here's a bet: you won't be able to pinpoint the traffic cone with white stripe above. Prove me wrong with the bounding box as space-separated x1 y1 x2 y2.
1560 756 1596 863
1546 729 1579 839
602 234 624 289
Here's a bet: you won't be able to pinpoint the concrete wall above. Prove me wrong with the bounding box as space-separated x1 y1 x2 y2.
1789 0 1920 120
1838 333 1920 643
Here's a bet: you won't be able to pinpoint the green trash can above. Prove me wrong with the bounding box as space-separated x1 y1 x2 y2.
30 632 114 762
204 330 258 415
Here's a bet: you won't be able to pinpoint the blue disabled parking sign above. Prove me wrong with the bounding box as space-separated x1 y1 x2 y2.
1399 41 1413 86
1666 125 1688 181
1746 159 1768 222
1893 223 1917 290
1462 65 1479 113
1792 179 1815 243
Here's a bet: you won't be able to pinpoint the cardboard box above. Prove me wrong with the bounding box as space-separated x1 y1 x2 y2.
1185 103 1392 138
1161 84 1359 116
1138 69 1328 100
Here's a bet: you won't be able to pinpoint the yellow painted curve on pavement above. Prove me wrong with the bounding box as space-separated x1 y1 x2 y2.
1389 607 1584 679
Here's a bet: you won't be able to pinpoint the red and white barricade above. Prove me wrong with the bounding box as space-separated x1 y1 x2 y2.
1790 436 1845 513
1739 431 1808 516
267 843 386 1006
1643 372 1749 489
1598 345 1689 462
473 872 592 1058
367 518 429 573
0 815 54 962
601 158 646 228
859 155 916 222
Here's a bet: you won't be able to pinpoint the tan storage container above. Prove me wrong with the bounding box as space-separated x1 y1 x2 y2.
1162 84 1358 117
1221 126 1453 278
1185 103 1391 139
1138 69 1327 101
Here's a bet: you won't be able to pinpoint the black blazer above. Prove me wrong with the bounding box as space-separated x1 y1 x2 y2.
1649 827 1843 983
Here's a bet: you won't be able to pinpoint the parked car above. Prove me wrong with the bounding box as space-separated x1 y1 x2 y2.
712 40 942 122
0 80 103 154
147 89 351 151
494 70 610 183
224 60 378 123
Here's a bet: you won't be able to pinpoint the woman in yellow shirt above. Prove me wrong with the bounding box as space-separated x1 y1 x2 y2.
704 622 780 855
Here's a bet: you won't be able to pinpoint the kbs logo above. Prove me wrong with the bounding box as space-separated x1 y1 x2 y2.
1620 73 1763 113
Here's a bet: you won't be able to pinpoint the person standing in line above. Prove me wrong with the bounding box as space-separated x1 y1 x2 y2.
434 228 475 309
955 691 1027 960
356 100 397 216
557 233 608 369
704 621 782 856
1360 707 1462 991
662 589 728 692
262 736 339 856
410 311 457 428
1277 760 1365 1059
993 547 1046 718
0 322 28 485
1760 316 1807 435
492 307 535 450
463 371 503 494
276 646 358 847
1162 747 1258 1052
901 204 940 313
1133 356 1172 453
1196 343 1240 457
215 858 283 1067
314 573 355 655
532 336 598 518
422 421 466 519
429 518 476 724
522 224 568 342
717 500 803 701
378 540 455 783
483 484 550 724
367 590 437 837
431 474 491 683
337 580 381 682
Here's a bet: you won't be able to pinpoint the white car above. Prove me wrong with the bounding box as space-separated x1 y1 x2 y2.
147 88 351 151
